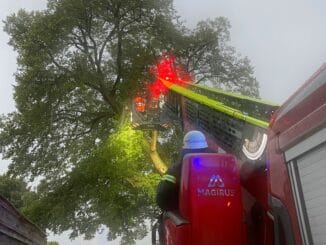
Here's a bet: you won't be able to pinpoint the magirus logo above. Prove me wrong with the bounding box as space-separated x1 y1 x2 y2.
197 175 235 197
207 175 225 188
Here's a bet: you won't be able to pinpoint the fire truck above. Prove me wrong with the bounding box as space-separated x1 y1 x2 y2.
267 64 326 244
133 62 325 244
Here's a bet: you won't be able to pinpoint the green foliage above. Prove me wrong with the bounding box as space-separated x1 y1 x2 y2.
0 0 260 243
22 123 160 242
176 17 260 97
158 125 184 166
0 174 37 212
47 242 59 245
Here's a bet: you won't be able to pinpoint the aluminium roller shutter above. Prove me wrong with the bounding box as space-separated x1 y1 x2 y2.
296 143 326 245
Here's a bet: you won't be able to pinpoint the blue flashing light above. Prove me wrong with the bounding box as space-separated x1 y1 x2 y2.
193 157 202 170
265 160 270 171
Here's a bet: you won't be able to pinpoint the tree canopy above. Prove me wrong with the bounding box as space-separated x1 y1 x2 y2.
0 0 259 243
0 174 37 211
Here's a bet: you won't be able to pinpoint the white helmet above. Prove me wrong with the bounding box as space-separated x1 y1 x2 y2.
183 130 208 149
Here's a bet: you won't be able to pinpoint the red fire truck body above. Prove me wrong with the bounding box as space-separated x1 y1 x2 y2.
267 63 326 244
158 64 325 245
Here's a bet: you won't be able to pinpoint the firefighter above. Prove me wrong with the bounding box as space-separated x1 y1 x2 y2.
154 130 210 244
156 130 209 210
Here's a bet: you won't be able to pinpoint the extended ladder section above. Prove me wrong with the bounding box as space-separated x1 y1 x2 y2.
160 78 280 161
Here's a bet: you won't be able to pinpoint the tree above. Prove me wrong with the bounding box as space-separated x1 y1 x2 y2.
19 124 160 242
0 174 37 212
47 242 59 245
0 0 259 243
176 17 259 97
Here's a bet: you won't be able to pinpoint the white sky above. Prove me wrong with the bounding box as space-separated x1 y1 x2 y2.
174 0 326 103
0 0 325 244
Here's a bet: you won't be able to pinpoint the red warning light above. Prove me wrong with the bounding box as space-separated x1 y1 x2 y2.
133 96 146 113
147 55 192 99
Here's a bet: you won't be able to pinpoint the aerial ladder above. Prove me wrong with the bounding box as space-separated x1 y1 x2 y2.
160 78 279 161
132 58 325 245
132 69 279 165
131 56 280 244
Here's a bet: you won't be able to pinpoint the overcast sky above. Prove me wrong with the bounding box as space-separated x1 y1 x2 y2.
174 0 326 103
0 0 325 244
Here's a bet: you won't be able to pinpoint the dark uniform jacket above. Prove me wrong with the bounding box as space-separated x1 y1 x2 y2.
156 148 210 211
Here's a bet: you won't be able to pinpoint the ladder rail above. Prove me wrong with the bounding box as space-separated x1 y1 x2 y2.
160 78 271 129
184 82 280 122
161 78 276 160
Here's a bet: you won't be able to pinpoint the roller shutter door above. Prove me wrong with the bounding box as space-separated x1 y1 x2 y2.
297 143 326 245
